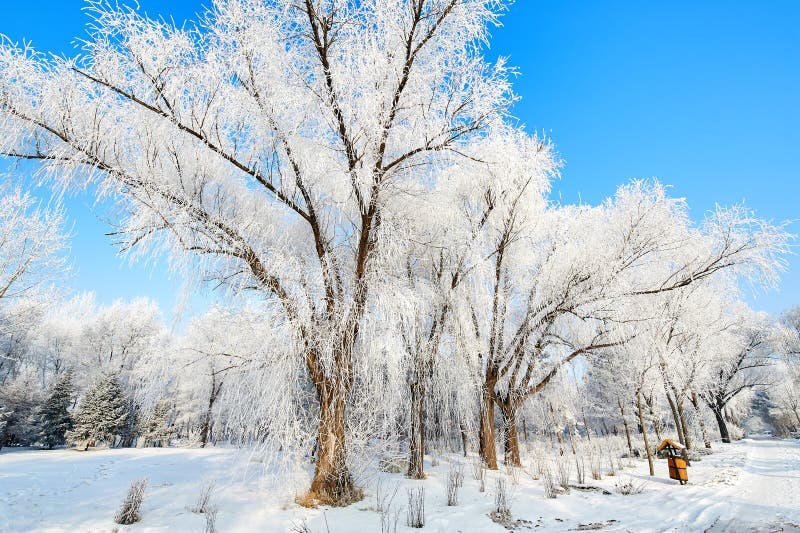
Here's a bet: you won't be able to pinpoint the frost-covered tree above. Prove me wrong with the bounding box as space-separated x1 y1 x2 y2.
0 181 68 302
585 347 639 454
0 297 44 384
771 374 800 432
394 128 556 476
0 369 41 447
79 298 164 367
162 307 263 447
778 307 800 346
699 316 773 443
140 399 172 447
78 298 167 436
770 308 800 431
0 0 517 504
0 404 10 440
0 180 68 382
0 293 172 448
25 295 93 385
640 286 732 449
459 179 787 468
67 372 129 449
605 318 666 476
35 370 74 448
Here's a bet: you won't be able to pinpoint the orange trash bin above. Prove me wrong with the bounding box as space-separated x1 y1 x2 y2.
658 439 688 485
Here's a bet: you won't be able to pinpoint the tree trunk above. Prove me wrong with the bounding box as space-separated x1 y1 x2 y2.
499 397 522 467
308 384 358 506
479 382 499 469
618 398 633 455
655 420 662 441
712 405 731 444
690 392 711 449
407 380 426 479
199 373 221 448
646 400 663 442
566 422 577 455
549 401 565 456
637 390 654 476
665 391 685 445
460 421 468 457
677 400 692 449
581 406 592 442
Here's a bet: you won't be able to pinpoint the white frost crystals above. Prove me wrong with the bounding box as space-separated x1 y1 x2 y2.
0 0 793 511
0 0 523 505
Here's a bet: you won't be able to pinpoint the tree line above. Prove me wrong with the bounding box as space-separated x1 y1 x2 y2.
0 0 796 506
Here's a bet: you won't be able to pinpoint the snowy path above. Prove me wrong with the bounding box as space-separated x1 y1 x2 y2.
697 438 800 531
1 438 799 532
508 437 800 532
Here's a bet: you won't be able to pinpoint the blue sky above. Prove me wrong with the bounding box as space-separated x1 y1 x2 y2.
1 1 798 317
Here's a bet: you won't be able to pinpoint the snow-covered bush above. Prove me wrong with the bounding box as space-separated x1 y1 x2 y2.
374 478 399 514
189 479 217 514
541 466 557 499
446 462 463 506
589 450 603 480
614 477 647 495
204 507 218 533
575 455 586 484
380 507 400 533
606 449 618 476
114 478 148 525
490 477 513 521
378 454 406 475
405 487 425 528
554 456 572 492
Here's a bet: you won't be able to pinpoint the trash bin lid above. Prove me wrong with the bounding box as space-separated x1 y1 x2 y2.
657 439 685 452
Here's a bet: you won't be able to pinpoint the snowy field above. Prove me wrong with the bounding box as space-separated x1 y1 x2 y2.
1 438 799 533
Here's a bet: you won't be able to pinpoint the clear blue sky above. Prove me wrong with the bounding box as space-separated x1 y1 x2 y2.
1 1 797 317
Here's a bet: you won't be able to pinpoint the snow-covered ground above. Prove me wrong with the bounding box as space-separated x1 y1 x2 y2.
1 438 799 532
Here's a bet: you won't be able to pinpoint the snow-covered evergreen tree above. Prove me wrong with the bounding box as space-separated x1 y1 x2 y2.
141 399 172 447
67 372 129 449
35 371 74 449
0 370 41 447
0 404 11 444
